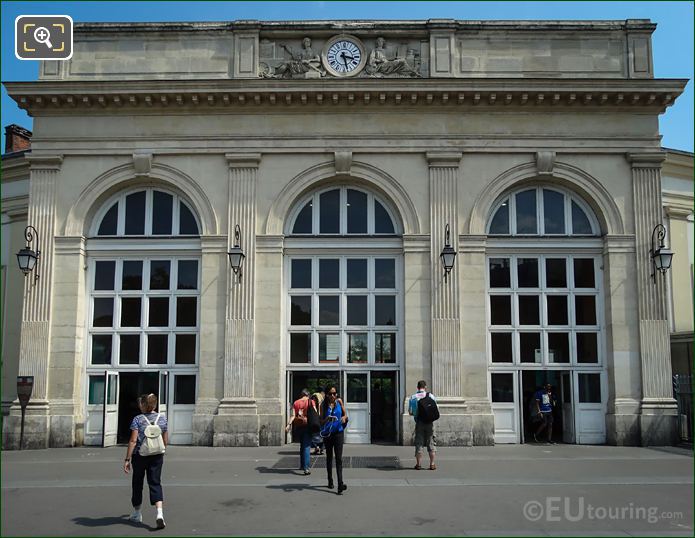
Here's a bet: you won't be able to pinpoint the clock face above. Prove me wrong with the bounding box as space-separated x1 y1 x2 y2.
323 37 365 76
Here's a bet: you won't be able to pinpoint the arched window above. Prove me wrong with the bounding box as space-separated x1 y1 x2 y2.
93 188 200 237
487 186 598 236
287 186 398 236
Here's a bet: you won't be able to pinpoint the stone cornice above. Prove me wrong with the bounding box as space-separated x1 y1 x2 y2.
25 154 63 170
426 152 463 167
627 151 667 168
5 78 686 115
225 153 262 169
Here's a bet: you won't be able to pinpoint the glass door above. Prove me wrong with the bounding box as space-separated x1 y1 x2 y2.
344 372 369 443
102 370 119 447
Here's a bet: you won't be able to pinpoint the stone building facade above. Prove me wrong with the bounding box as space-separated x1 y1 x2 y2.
1 19 689 448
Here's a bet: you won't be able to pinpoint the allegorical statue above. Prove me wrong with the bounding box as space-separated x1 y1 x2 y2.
273 37 325 78
365 37 420 78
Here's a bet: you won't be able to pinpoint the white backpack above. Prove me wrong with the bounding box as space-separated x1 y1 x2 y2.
139 413 166 456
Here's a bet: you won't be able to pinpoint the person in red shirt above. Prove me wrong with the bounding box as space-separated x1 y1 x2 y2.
286 388 312 474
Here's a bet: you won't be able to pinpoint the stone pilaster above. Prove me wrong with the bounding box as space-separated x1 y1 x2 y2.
2 155 62 449
628 152 678 445
213 153 261 446
426 152 469 445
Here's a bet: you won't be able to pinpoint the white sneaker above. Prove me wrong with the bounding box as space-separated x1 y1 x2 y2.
156 515 166 529
128 511 142 523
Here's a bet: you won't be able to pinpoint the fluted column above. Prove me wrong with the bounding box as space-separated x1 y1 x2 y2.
19 156 62 402
628 152 678 445
222 153 260 404
427 152 463 400
3 155 62 449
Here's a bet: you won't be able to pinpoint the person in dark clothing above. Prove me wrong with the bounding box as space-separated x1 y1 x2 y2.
321 385 349 494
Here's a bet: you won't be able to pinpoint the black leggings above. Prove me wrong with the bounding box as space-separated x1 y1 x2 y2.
324 432 344 485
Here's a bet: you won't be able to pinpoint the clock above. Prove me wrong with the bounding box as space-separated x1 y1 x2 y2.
322 35 366 77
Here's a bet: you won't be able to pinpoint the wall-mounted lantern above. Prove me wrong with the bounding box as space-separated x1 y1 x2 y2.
650 223 674 283
228 224 246 282
440 223 456 282
16 225 40 284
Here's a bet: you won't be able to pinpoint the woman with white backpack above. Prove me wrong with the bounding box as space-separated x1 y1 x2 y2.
123 393 168 529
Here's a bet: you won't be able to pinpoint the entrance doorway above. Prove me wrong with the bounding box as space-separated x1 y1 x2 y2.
117 372 159 443
520 370 564 444
287 370 398 444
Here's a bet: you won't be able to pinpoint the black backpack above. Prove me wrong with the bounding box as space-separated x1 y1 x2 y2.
307 400 321 433
417 393 440 423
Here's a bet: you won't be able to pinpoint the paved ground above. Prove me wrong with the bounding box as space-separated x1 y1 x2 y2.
2 443 693 536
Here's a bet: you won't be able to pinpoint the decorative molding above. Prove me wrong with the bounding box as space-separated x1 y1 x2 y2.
426 151 462 167
225 153 262 168
7 78 686 114
627 152 666 168
132 151 153 176
535 150 556 177
25 154 63 170
334 150 352 175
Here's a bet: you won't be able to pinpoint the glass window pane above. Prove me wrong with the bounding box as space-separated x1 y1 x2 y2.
319 259 340 288
347 333 368 363
347 374 369 402
152 191 173 235
150 260 171 290
92 298 113 327
119 334 140 365
517 258 539 288
547 296 568 325
124 191 146 235
520 332 541 363
148 297 169 327
548 332 570 363
346 259 368 288
577 333 599 363
543 189 565 234
575 296 597 325
491 373 514 402
347 189 368 234
94 261 115 291
291 259 312 289
174 375 196 404
107 374 118 404
88 375 105 405
91 335 112 365
490 295 512 325
292 201 313 234
290 296 312 325
546 258 567 288
515 190 537 234
122 261 143 290
578 373 601 403
120 298 142 327
177 297 197 327
179 203 199 235
572 201 593 235
347 295 368 325
98 202 118 236
489 200 509 235
290 333 311 363
375 296 396 326
318 296 340 325
175 334 196 364
178 260 198 290
573 259 595 288
375 333 396 363
518 295 540 325
319 333 340 363
491 332 513 363
147 334 168 365
374 200 395 234
375 259 396 288
489 258 510 288
319 189 340 234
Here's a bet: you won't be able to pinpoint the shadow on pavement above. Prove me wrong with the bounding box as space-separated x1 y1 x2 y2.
255 466 305 475
265 483 334 494
72 515 153 531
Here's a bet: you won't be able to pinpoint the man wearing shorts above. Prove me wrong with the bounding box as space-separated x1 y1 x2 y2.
408 380 437 470
533 383 556 444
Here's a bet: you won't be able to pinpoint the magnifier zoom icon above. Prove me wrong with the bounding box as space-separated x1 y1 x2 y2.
33 27 53 49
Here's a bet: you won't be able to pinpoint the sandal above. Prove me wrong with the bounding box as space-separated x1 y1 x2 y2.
429 464 437 470
413 464 422 470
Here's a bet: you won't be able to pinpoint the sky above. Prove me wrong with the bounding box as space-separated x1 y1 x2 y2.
1 1 693 152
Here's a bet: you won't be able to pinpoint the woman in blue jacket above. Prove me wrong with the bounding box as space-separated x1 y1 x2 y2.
321 385 349 494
